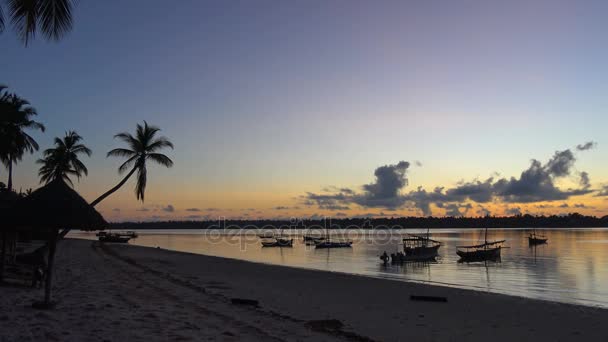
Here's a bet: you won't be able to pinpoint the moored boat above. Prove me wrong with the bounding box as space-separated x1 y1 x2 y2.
315 240 352 248
97 231 131 243
528 230 548 245
456 228 505 262
261 237 293 247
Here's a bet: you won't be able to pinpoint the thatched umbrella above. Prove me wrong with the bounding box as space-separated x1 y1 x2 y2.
7 179 107 308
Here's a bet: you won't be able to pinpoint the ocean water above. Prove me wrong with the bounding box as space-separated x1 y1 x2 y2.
70 228 608 308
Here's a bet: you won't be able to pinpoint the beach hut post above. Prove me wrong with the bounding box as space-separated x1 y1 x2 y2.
0 230 6 282
43 229 59 306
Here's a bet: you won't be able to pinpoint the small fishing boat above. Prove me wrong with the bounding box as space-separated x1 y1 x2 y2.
303 235 325 242
389 229 441 263
315 240 352 248
314 223 352 249
261 237 294 247
257 232 275 239
97 231 131 243
528 230 548 245
456 228 505 262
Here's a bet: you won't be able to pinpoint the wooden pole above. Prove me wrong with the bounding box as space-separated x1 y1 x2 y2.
0 230 6 282
44 229 58 306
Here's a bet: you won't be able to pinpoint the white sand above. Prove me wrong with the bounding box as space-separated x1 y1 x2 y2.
1 239 607 341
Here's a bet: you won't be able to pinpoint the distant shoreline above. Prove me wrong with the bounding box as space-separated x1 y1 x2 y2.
106 213 608 229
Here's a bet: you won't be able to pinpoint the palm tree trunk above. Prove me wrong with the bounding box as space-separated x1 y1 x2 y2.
57 166 138 239
7 156 12 192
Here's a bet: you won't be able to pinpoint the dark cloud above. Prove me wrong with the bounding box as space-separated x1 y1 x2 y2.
112 208 121 212
580 172 591 189
300 148 594 216
415 160 422 167
595 185 608 197
136 208 150 212
476 206 491 216
274 206 290 210
576 141 596 151
162 205 175 212
335 212 348 217
559 203 569 208
185 208 201 212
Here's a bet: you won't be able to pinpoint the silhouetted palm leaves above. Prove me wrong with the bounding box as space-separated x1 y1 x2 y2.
91 121 174 206
0 86 45 190
37 130 91 186
0 0 75 45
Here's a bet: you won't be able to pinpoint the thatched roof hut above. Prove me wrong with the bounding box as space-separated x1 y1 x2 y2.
3 179 107 308
7 179 107 231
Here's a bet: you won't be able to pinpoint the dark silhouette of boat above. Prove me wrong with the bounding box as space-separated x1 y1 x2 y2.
389 229 441 263
528 229 548 245
314 221 352 248
457 228 505 262
261 237 294 247
315 240 352 248
96 231 131 243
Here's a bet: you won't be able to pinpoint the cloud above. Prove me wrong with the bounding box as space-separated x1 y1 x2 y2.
576 141 596 151
136 208 150 212
162 204 175 212
415 160 422 167
335 212 348 217
559 203 569 208
476 205 491 216
185 208 201 212
299 147 595 216
595 185 608 197
185 215 201 219
274 206 291 210
112 208 121 212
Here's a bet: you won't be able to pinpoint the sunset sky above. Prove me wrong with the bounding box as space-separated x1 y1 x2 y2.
2 0 608 221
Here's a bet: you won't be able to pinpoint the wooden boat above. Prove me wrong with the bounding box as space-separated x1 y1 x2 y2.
97 232 131 243
391 230 441 263
314 223 352 249
315 240 352 248
257 232 275 239
456 228 505 262
261 237 293 247
528 230 547 245
303 235 325 242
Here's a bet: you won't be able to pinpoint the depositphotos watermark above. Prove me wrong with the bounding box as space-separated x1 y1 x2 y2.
199 216 413 251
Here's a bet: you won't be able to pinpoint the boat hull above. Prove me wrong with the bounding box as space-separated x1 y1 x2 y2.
457 247 501 262
314 241 352 248
392 245 441 263
528 237 547 245
261 239 293 247
99 236 130 243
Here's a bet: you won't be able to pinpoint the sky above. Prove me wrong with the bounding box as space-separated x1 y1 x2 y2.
1 0 608 221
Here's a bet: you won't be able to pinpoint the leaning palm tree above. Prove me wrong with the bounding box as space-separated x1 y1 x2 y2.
0 0 76 45
90 121 174 206
57 122 173 239
37 131 91 185
0 89 45 191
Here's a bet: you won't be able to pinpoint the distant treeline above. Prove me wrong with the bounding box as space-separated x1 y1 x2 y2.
109 213 608 230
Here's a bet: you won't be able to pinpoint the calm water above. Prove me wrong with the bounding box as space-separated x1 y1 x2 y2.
70 228 608 308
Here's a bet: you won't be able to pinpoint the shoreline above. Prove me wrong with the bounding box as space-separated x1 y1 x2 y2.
2 238 607 341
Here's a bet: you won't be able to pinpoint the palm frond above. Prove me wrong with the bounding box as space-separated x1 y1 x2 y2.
38 0 74 41
146 137 174 152
107 148 136 158
118 155 139 174
7 0 38 45
147 153 173 168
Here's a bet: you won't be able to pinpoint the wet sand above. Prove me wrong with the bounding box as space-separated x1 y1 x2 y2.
1 238 607 341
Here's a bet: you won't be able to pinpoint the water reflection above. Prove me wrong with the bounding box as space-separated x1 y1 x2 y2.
70 228 608 308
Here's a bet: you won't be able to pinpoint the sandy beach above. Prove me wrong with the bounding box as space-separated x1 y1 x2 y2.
1 239 607 342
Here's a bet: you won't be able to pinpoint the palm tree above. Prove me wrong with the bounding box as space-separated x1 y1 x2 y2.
0 88 45 191
57 122 173 239
37 131 91 186
91 121 174 206
0 0 76 45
